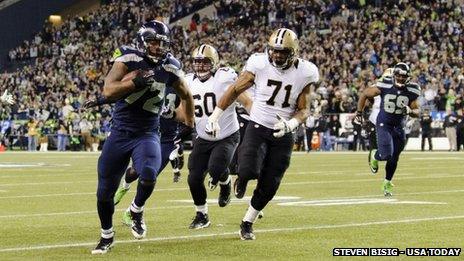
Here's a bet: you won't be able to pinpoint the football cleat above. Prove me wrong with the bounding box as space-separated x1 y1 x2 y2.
114 187 130 206
369 149 379 174
122 209 131 226
173 171 181 183
189 212 211 229
239 221 255 240
382 180 394 197
130 210 146 239
91 237 114 255
234 177 248 199
218 180 231 207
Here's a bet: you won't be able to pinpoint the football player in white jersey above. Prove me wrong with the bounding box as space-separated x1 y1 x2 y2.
206 28 319 240
186 44 252 229
365 68 393 161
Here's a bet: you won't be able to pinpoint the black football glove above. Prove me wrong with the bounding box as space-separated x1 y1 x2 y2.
352 111 363 126
132 71 155 90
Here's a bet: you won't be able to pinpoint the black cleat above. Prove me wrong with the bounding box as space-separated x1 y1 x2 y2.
189 212 211 229
173 171 181 183
130 210 146 239
234 178 247 199
218 180 231 207
91 237 113 254
239 221 256 240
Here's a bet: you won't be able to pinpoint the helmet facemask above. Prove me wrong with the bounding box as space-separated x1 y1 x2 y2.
268 46 294 69
193 58 213 81
393 64 411 87
138 27 170 63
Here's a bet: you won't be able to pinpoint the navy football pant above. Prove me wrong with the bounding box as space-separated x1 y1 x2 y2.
374 123 405 181
97 130 161 230
238 122 293 211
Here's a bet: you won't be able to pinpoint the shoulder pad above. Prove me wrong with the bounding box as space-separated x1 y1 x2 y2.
406 82 421 95
184 73 195 82
244 53 267 71
164 53 182 71
216 67 237 83
376 77 393 88
112 45 143 63
299 59 320 84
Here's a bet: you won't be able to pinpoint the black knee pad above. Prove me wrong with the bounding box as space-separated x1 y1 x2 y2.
139 178 156 188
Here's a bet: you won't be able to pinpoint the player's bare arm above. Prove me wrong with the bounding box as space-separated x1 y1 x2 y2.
217 71 255 110
172 77 195 128
407 99 420 117
357 86 381 113
292 84 312 123
236 91 253 113
102 62 136 101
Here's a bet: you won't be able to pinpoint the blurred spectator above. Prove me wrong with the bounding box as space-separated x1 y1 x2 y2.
456 109 464 151
27 118 38 151
443 109 457 151
420 109 433 151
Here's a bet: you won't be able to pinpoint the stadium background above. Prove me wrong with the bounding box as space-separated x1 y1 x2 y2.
0 0 463 152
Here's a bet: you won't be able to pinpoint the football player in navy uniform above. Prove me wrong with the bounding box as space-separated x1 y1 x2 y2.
91 20 194 254
206 28 319 240
355 63 420 197
112 85 191 226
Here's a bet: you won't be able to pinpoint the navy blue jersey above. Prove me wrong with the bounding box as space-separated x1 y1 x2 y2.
376 77 420 126
160 85 181 142
110 45 182 133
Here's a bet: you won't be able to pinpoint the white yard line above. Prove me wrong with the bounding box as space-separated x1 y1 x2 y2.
1 189 463 219
0 187 188 199
0 215 463 252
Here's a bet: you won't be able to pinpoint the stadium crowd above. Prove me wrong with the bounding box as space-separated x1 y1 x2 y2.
0 0 463 151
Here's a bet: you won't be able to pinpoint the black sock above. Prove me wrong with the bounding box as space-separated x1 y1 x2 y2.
385 160 398 181
97 200 114 230
133 179 155 208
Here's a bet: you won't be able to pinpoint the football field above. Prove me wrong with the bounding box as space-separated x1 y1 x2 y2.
0 151 463 260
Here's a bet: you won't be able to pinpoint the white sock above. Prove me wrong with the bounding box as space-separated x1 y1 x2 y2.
130 202 143 213
101 227 114 239
195 204 208 214
122 180 131 190
218 175 231 185
243 205 260 223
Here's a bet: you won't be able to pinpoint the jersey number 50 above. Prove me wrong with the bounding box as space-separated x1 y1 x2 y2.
383 94 409 114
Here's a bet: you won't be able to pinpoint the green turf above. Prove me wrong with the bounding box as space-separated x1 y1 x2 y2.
0 151 463 260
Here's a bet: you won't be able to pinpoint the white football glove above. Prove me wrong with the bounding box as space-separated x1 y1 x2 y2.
273 114 300 138
169 143 180 161
1 90 14 105
205 107 223 138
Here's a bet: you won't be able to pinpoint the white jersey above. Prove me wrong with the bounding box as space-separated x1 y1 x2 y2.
242 53 319 129
186 67 239 141
369 95 381 124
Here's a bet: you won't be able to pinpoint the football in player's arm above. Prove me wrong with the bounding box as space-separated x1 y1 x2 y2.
92 20 193 255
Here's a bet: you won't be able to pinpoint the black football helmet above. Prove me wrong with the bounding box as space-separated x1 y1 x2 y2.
137 20 171 63
393 62 411 87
